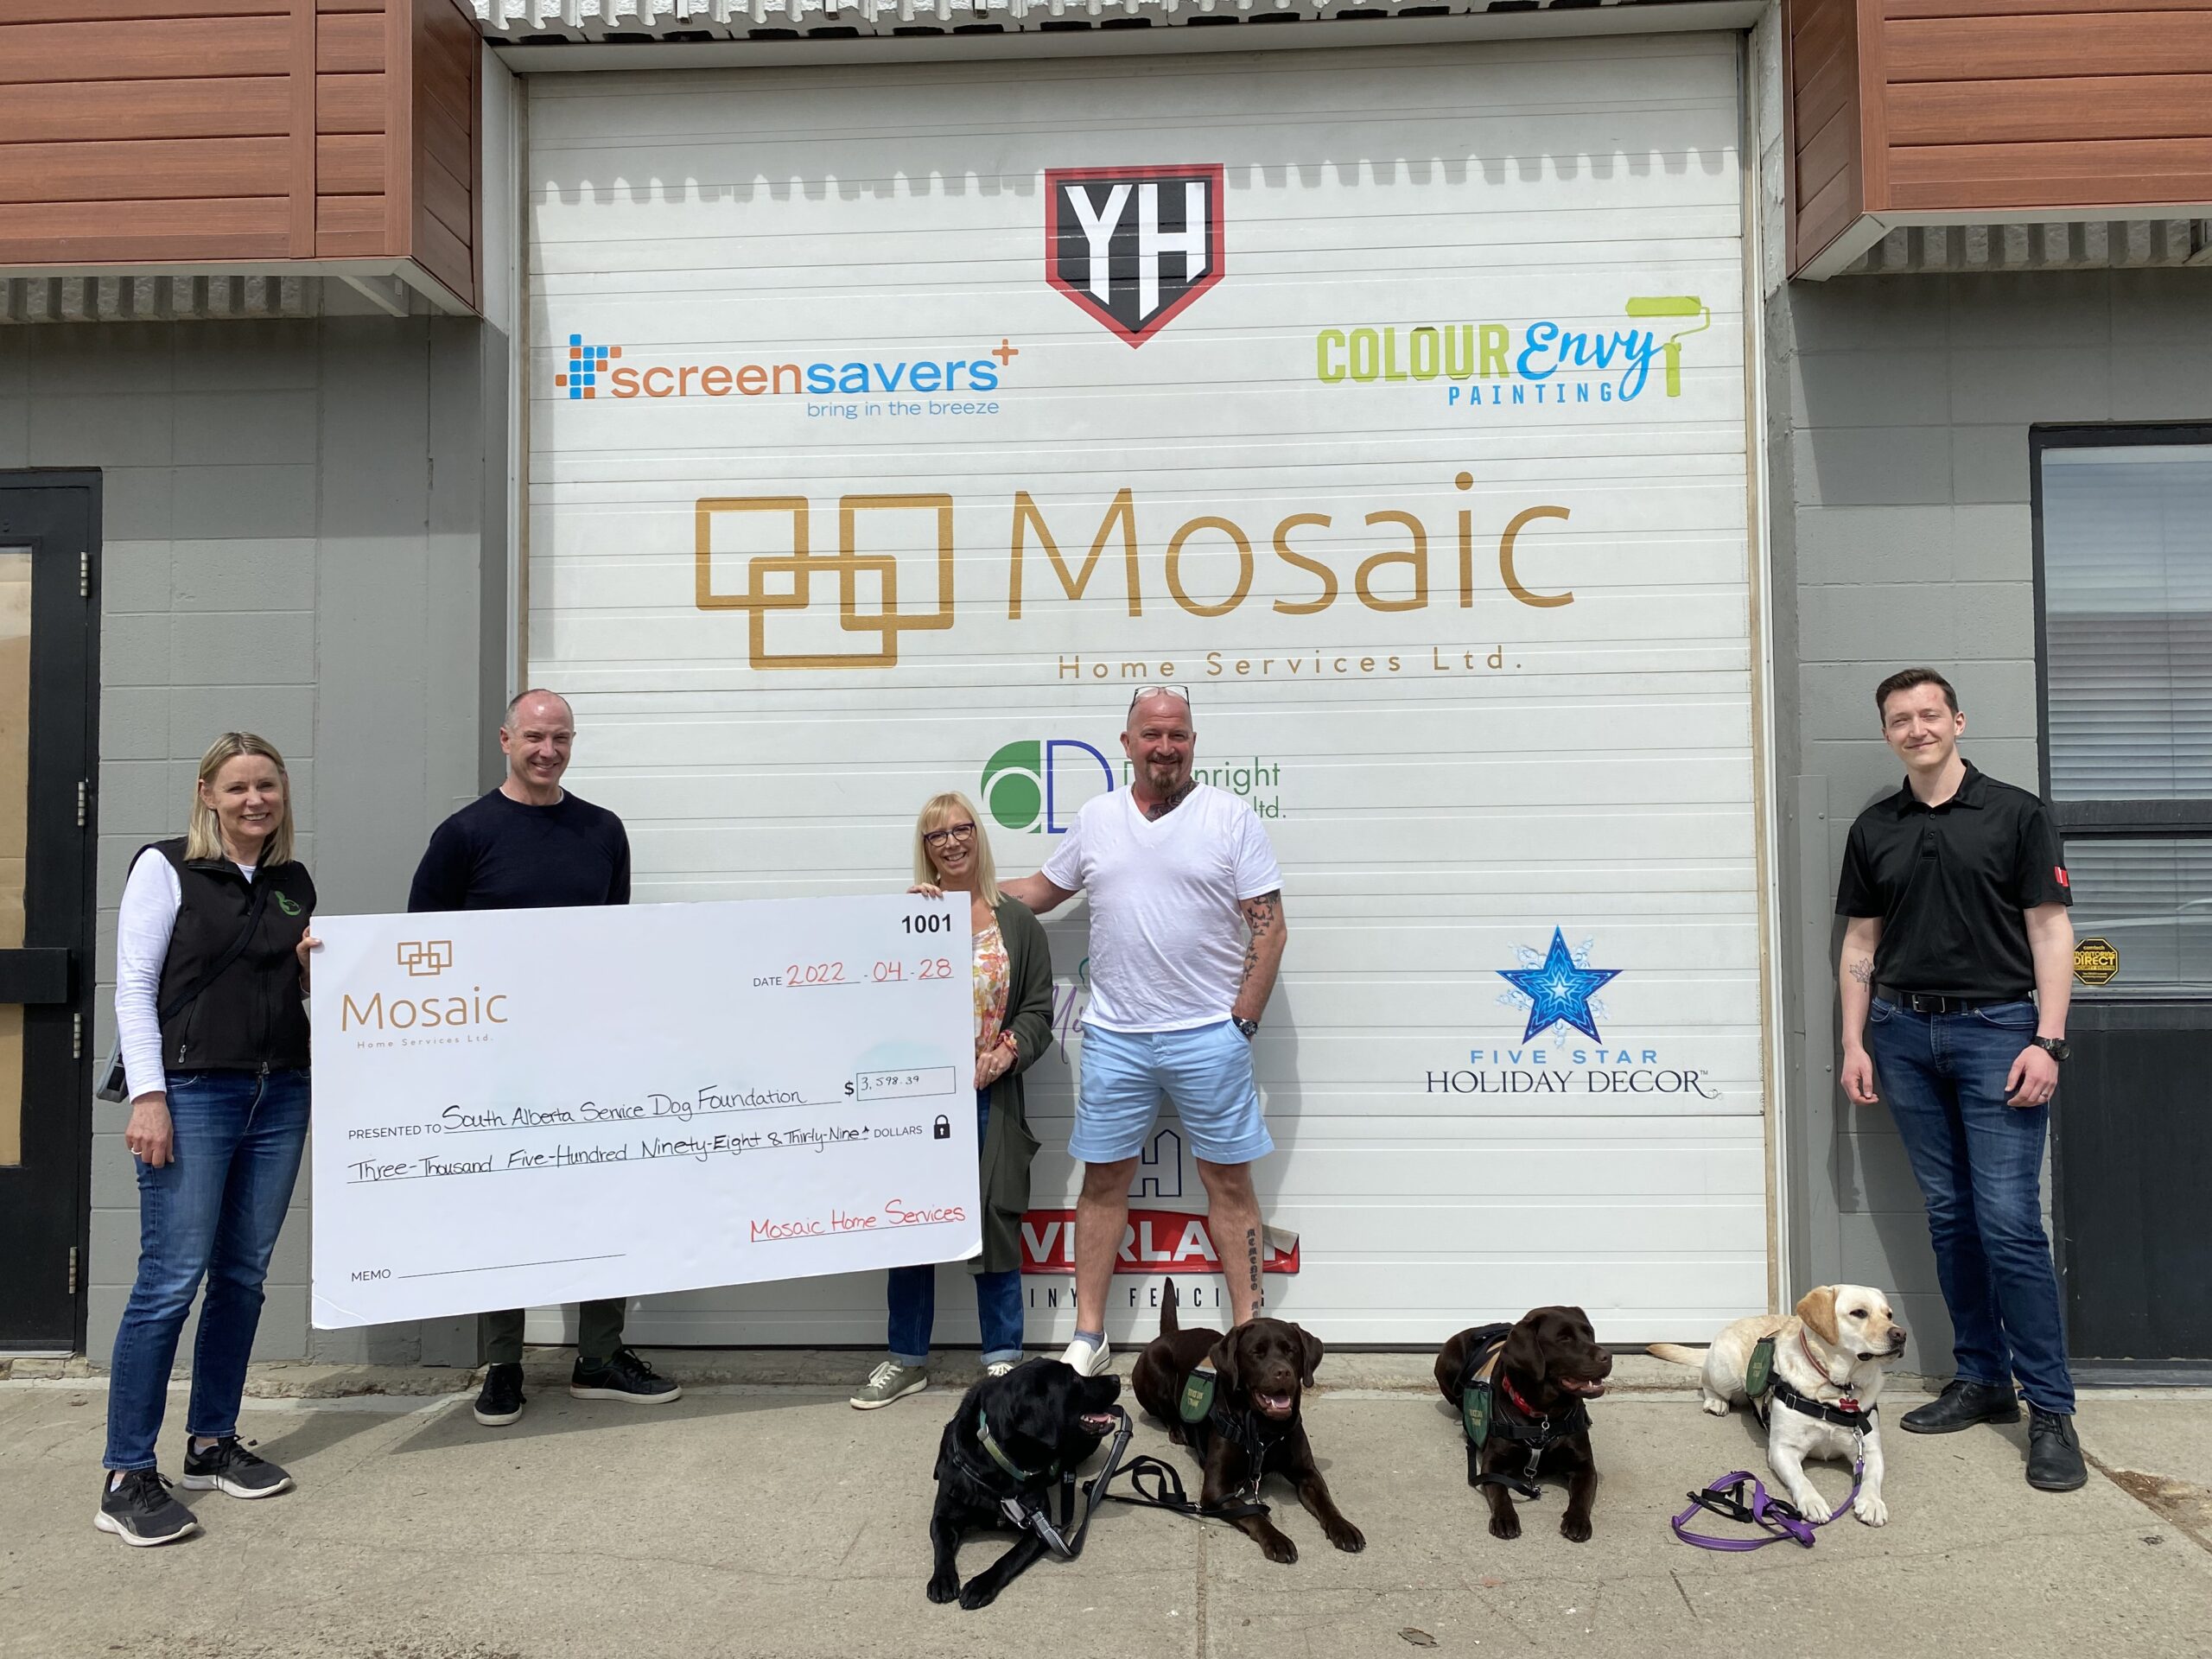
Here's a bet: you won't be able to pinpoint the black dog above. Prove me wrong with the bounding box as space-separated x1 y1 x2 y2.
927 1358 1122 1610
1129 1282 1364 1565
1435 1306 1611 1542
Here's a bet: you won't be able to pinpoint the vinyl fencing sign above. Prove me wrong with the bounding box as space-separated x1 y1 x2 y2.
525 32 1764 1344
308 897 977 1328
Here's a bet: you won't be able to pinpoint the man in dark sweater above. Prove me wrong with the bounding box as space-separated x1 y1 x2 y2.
408 688 680 1427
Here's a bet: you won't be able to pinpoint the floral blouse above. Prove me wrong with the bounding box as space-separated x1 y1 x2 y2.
973 917 1012 1058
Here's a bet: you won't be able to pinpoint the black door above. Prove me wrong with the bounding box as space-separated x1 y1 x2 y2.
0 474 100 1351
2033 428 2212 1375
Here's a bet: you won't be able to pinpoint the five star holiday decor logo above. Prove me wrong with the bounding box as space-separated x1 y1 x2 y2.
1497 928 1621 1043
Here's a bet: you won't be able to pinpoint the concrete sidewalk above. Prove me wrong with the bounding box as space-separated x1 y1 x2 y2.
4 1353 2209 1659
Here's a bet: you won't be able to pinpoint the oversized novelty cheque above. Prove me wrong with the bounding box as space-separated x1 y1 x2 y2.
310 895 977 1329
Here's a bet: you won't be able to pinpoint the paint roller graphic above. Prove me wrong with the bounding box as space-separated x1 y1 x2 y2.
1624 296 1710 397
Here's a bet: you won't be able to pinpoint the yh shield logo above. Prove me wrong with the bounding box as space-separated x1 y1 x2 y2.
1046 165 1225 346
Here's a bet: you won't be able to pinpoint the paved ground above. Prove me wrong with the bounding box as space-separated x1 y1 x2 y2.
4 1353 2210 1659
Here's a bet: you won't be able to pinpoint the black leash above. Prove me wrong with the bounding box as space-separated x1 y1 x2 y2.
950 1407 1136 1567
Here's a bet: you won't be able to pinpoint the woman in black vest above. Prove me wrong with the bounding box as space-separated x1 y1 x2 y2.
98 733 318 1547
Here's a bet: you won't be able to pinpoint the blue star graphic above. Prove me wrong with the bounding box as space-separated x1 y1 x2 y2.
1497 928 1621 1043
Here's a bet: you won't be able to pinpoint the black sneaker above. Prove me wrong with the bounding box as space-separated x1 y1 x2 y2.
2027 1408 2088 1491
569 1346 681 1405
1900 1378 2022 1433
181 1437 293 1499
95 1469 200 1548
473 1362 526 1427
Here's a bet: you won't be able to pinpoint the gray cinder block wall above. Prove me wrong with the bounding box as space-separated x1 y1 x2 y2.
0 308 505 1366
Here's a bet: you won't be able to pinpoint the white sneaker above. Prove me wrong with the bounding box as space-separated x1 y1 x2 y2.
1059 1336 1113 1377
985 1361 1017 1379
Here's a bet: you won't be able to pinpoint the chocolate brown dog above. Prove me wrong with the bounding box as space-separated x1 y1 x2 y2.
1435 1307 1611 1542
1130 1282 1364 1564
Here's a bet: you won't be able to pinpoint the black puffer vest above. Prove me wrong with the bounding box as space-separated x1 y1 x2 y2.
149 838 315 1074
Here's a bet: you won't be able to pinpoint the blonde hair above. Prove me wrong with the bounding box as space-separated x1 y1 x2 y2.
187 733 296 866
912 791 998 906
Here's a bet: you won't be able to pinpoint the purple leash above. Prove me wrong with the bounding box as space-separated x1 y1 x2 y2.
1670 1441 1865 1552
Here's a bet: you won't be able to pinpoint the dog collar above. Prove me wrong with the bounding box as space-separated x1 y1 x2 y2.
1497 1368 1540 1420
976 1411 1051 1483
1797 1330 1859 1408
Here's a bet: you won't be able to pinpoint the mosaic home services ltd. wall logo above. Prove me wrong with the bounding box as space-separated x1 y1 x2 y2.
1047 165 1226 346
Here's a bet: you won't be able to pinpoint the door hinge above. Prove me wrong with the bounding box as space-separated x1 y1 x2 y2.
77 779 88 828
68 1247 79 1295
79 549 90 599
73 1011 82 1058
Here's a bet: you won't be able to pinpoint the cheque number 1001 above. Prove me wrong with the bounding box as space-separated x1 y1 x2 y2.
904 912 952 935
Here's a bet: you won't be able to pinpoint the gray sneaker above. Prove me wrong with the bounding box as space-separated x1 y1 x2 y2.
849 1359 928 1410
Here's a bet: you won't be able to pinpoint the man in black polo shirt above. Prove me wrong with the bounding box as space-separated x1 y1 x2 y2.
409 689 681 1427
1835 667 2083 1492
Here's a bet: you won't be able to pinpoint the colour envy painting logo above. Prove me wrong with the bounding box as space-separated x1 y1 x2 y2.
1046 165 1225 346
1314 296 1713 409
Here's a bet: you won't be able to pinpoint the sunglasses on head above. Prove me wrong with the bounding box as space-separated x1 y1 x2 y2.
1128 684 1192 712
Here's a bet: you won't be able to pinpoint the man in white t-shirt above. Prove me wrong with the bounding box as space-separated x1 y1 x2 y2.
1000 687 1287 1376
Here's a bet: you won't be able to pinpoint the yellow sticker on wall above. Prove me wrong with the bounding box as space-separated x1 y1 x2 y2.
2073 938 2120 986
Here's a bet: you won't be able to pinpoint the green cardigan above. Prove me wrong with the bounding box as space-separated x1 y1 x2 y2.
975 895 1055 1276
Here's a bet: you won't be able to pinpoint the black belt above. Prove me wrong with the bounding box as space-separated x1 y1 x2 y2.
1878 988 2023 1016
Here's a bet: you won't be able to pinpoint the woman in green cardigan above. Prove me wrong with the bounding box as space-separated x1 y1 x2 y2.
850 790 1054 1409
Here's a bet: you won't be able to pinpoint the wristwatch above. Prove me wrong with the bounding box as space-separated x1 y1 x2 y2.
2031 1036 2071 1062
1233 1017 1261 1040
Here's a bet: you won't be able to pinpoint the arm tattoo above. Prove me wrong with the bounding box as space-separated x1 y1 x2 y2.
1237 891 1281 989
1847 956 1873 988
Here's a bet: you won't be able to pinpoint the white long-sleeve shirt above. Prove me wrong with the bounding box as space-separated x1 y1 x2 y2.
114 851 256 1103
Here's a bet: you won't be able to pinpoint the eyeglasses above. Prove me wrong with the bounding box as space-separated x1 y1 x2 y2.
922 822 979 848
1129 684 1191 708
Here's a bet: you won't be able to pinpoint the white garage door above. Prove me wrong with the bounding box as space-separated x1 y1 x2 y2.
524 30 1766 1347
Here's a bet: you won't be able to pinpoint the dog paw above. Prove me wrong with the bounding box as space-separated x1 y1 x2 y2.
926 1573 961 1605
1853 1494 1889 1528
1700 1396 1730 1417
1259 1531 1300 1565
1796 1491 1834 1524
957 1582 1001 1611
1327 1522 1366 1554
1560 1513 1593 1544
1487 1510 1522 1541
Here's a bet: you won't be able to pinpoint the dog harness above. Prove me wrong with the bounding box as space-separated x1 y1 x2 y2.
1096 1364 1279 1525
1672 1332 1871 1553
940 1403 1136 1579
1453 1325 1593 1500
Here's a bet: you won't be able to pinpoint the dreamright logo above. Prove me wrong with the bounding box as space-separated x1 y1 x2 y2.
982 739 1115 834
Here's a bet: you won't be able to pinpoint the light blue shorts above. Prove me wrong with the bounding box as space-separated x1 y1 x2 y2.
1071 1020 1274 1166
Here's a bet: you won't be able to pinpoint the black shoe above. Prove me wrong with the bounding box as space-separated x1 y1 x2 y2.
569 1346 681 1405
181 1436 293 1499
95 1469 200 1548
1901 1378 2022 1433
473 1362 526 1427
2027 1408 2088 1491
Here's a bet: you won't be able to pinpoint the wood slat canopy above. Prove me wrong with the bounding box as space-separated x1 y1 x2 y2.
1787 0 2212 277
0 0 481 314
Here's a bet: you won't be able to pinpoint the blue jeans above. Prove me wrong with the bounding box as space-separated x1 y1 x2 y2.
888 1092 1024 1366
105 1069 311 1471
1867 999 2075 1415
